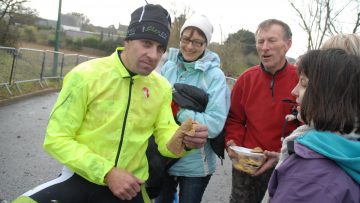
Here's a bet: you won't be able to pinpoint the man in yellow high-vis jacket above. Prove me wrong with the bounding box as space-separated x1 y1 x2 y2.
13 4 208 203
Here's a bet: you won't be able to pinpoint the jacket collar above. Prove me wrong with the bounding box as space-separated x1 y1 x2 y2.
260 61 288 76
167 48 220 72
296 130 360 184
111 47 145 79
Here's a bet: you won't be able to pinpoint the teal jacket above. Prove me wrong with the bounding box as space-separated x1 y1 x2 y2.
161 48 231 176
297 130 360 184
268 130 360 203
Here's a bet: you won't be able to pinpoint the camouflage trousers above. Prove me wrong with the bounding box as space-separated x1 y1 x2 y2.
229 167 274 203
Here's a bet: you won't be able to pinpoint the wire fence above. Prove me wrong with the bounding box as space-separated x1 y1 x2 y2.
0 46 96 97
0 46 237 99
225 76 236 90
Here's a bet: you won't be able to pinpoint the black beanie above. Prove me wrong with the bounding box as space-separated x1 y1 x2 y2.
126 4 171 48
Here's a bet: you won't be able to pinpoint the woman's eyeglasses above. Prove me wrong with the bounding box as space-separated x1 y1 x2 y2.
180 37 206 47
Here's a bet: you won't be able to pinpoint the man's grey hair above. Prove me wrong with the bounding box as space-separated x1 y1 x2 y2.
255 19 292 40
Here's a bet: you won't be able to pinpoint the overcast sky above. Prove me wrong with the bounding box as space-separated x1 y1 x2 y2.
26 0 311 58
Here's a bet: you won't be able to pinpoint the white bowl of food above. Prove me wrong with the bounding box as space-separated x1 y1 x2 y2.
229 146 266 175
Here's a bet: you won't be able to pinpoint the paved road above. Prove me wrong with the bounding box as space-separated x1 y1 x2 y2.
0 93 232 202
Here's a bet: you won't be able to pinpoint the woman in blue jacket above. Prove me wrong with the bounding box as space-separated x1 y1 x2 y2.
155 14 230 203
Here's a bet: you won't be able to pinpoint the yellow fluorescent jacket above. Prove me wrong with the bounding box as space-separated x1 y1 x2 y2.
43 48 179 185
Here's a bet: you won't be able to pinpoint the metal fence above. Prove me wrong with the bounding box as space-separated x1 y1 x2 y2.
0 46 96 96
225 76 236 90
0 46 237 97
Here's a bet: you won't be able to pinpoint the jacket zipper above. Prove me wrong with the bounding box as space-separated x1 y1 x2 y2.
270 75 275 98
261 61 288 100
114 77 134 167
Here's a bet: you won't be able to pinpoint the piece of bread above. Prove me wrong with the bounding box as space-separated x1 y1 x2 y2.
166 118 196 156
180 118 196 137
233 162 259 175
237 155 265 167
250 147 264 153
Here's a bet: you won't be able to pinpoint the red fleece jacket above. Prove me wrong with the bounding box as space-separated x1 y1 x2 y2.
225 63 299 152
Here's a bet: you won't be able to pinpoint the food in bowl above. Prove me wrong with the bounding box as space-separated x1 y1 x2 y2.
250 147 264 153
230 146 266 175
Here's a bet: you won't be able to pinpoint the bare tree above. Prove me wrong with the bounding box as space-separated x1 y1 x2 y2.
351 0 360 33
0 0 38 46
68 12 90 29
0 0 29 21
288 0 360 50
168 3 191 49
